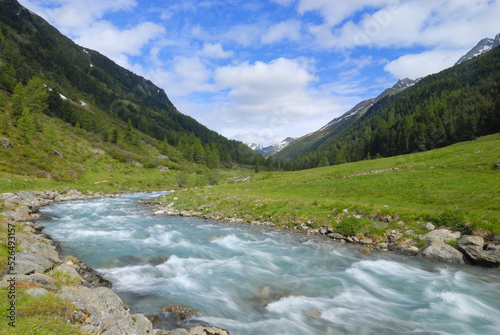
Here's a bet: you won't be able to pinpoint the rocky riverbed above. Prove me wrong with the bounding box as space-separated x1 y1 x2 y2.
0 190 229 335
147 198 500 268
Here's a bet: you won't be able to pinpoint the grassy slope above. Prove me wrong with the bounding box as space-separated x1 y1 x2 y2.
0 109 252 194
160 133 500 235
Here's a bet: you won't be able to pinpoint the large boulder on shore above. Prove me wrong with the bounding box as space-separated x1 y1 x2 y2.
423 229 461 243
457 236 500 267
60 286 153 335
418 240 466 264
14 251 55 275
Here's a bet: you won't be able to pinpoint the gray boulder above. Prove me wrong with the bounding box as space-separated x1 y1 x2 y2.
14 251 54 275
187 325 230 335
418 240 465 264
0 272 58 291
60 286 153 335
26 288 50 296
77 263 112 288
457 236 500 267
423 229 461 243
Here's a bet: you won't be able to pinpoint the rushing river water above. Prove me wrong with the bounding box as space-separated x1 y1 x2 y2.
39 192 500 335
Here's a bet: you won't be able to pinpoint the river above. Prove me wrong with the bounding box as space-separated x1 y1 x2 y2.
39 192 500 335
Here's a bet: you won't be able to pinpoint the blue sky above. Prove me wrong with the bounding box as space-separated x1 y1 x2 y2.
19 0 500 146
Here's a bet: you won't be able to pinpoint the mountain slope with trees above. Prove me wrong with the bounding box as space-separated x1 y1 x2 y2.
0 0 259 176
280 45 500 171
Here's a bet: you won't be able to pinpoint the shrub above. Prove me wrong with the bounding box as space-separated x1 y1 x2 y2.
434 209 470 232
335 217 368 236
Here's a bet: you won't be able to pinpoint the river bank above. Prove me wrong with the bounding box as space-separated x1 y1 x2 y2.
147 190 500 268
0 190 229 335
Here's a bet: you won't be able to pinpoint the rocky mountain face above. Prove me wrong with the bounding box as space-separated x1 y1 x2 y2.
455 33 500 65
248 137 295 158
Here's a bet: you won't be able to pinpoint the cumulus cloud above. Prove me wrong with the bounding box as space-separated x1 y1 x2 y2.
19 0 164 67
261 20 302 44
20 0 137 30
384 49 468 79
75 22 165 64
197 43 233 59
147 57 213 98
202 58 354 145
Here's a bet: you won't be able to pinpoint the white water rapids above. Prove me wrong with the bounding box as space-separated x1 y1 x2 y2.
39 192 500 335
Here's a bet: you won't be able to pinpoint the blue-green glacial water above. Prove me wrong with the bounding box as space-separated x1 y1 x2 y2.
39 192 500 335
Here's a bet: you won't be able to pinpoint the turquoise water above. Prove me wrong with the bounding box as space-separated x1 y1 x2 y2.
40 192 500 335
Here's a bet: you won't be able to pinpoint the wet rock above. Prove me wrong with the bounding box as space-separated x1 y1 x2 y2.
360 238 373 245
423 229 461 244
148 255 169 266
457 236 500 267
389 244 419 256
162 304 201 321
418 240 465 264
78 263 112 288
328 233 345 240
186 325 230 335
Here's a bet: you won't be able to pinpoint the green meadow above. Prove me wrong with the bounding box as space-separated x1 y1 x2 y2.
158 133 500 236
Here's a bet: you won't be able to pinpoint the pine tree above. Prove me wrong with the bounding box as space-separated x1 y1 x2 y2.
17 108 35 142
11 82 25 120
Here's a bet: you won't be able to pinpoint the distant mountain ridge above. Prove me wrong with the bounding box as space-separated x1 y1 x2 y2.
274 78 419 162
247 137 295 158
455 33 500 65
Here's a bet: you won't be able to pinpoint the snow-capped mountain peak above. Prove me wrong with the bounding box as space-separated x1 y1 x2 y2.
455 33 500 66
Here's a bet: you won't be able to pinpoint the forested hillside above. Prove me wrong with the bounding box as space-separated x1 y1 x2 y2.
0 0 259 172
282 46 500 170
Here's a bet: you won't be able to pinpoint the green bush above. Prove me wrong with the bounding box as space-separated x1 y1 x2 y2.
335 217 368 236
434 209 470 232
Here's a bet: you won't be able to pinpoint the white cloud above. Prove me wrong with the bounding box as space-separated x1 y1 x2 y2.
261 20 302 44
197 43 233 59
75 21 165 65
20 0 137 30
197 58 355 145
384 49 468 79
147 57 213 98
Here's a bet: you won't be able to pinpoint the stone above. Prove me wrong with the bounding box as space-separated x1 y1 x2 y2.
60 286 153 335
423 229 461 243
162 304 201 321
14 251 54 275
54 262 83 283
389 244 420 256
377 242 388 249
26 288 50 296
1 137 12 148
186 326 230 335
418 240 465 264
329 233 345 240
360 238 373 245
78 263 112 288
0 272 58 291
425 222 436 231
457 236 500 267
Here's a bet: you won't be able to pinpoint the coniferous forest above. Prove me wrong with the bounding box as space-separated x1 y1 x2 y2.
281 47 500 171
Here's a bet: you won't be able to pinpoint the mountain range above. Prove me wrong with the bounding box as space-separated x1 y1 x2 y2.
247 137 295 158
259 33 500 165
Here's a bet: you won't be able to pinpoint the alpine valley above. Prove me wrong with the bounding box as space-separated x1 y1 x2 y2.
1 1 500 335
